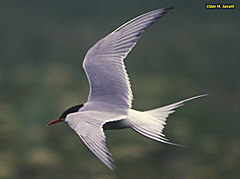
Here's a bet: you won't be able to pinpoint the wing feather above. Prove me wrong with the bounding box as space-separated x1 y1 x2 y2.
66 111 127 171
83 7 174 108
68 119 116 171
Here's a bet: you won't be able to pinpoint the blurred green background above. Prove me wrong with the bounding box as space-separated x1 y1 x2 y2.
1 0 240 178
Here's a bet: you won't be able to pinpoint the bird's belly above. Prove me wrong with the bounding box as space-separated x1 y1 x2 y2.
103 119 130 130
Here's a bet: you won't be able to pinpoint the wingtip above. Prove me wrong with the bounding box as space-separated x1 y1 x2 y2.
160 7 175 15
111 165 118 173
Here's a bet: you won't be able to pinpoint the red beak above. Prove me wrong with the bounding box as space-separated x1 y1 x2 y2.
46 118 63 126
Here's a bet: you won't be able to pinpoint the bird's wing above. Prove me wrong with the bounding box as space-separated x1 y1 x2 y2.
83 7 174 108
66 111 127 171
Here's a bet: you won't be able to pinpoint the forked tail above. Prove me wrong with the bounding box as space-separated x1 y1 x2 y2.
130 94 208 146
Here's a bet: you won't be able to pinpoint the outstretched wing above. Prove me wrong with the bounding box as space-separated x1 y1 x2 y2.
75 122 116 171
83 7 174 109
66 111 127 171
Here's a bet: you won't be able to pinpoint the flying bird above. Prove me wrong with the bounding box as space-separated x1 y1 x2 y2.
46 7 207 171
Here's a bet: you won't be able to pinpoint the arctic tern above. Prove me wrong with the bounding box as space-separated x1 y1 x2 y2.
46 7 207 171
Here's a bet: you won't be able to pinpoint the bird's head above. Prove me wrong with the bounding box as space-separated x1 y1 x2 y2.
46 104 84 126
